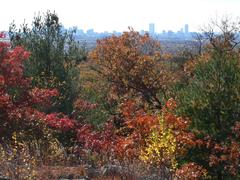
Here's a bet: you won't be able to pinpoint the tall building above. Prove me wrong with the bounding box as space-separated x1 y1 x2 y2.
149 23 155 35
184 24 189 34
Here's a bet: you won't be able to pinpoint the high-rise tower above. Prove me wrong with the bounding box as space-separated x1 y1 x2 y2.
149 23 155 35
184 24 189 34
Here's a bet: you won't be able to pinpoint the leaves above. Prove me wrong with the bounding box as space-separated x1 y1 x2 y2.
90 30 174 108
140 99 198 171
0 33 75 141
9 11 85 115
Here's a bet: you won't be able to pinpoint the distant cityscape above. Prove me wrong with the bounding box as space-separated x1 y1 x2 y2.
1 23 198 52
1 23 195 41
70 23 196 42
52 23 198 51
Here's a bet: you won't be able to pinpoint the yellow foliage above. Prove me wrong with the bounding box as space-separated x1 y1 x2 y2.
140 115 178 170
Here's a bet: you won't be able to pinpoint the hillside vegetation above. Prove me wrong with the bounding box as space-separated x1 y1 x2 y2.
0 12 239 179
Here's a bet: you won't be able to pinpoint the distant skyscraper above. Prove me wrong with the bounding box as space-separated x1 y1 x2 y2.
184 24 189 34
149 23 155 35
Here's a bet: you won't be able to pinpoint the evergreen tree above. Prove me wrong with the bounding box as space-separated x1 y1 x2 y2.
9 11 87 114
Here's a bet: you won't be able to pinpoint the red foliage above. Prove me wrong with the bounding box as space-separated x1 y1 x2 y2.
30 87 59 106
76 99 198 161
76 122 118 154
1 46 31 88
122 100 158 137
45 113 76 131
0 33 75 138
75 100 141 159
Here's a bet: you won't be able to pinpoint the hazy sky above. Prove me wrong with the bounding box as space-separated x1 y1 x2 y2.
0 0 239 33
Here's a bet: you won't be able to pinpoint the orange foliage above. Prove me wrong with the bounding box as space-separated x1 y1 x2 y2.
90 29 174 108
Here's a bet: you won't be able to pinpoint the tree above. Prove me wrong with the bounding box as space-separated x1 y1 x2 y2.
75 60 114 127
76 98 207 179
90 29 175 109
176 18 240 179
9 11 86 114
0 32 75 164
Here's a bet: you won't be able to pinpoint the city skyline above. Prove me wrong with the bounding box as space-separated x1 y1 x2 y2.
70 23 191 34
1 0 239 33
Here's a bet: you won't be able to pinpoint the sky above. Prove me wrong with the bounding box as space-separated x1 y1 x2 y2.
0 0 239 33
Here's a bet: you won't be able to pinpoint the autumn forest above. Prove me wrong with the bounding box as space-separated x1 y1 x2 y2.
0 11 240 179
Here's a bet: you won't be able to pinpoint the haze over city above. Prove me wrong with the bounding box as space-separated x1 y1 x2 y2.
1 0 239 33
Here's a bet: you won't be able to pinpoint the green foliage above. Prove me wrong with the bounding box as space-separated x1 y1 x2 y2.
75 61 115 127
77 88 111 128
175 21 240 178
177 52 240 137
9 11 87 114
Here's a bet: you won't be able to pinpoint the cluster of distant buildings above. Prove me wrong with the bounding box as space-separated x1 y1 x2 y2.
147 23 189 35
148 23 189 35
142 23 193 41
71 23 195 43
1 23 196 48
